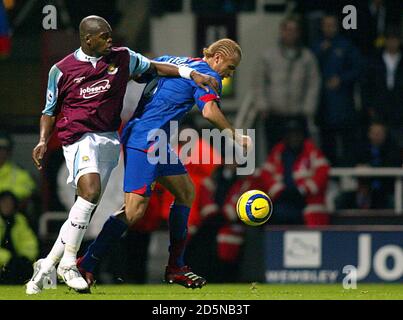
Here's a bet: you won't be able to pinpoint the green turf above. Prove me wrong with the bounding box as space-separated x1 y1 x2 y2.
0 283 402 300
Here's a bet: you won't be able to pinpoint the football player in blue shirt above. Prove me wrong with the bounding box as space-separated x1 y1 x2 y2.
78 39 251 289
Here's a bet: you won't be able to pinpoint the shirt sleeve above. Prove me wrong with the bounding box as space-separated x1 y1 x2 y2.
127 48 151 76
42 65 62 116
193 73 222 111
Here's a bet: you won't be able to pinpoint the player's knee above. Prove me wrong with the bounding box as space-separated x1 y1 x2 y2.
176 183 195 206
77 174 102 203
79 187 101 204
125 202 147 226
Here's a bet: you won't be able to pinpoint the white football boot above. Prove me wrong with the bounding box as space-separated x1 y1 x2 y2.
26 259 56 295
57 264 89 291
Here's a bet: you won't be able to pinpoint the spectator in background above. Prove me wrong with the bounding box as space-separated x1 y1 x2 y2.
358 121 401 168
339 121 401 210
0 132 36 209
358 121 401 208
312 14 361 167
0 191 39 284
255 119 330 225
353 0 403 58
256 16 320 148
362 27 403 149
226 119 330 226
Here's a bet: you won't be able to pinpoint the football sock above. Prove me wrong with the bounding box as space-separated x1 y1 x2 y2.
80 215 128 273
41 220 69 272
168 203 190 268
59 197 97 267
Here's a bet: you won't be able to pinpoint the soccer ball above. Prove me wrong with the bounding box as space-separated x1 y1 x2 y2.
236 190 273 226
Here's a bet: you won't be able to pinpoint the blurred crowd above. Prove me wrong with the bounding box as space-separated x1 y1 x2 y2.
1 0 402 284
0 132 38 284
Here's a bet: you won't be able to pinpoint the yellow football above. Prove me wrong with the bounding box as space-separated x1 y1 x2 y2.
236 190 273 226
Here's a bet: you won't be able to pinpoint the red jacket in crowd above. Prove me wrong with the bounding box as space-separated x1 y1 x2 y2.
224 139 331 226
196 175 245 263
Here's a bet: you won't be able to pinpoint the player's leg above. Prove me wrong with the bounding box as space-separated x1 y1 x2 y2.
29 181 100 291
26 173 99 294
157 173 206 288
26 133 119 294
55 172 100 291
158 174 194 266
61 137 122 291
78 147 154 279
42 199 97 269
59 133 120 291
78 194 151 276
59 173 100 265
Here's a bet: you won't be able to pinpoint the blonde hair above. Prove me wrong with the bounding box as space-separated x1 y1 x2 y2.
203 38 242 60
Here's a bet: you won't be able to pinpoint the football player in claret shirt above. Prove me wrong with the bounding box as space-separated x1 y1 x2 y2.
77 39 252 289
26 15 219 295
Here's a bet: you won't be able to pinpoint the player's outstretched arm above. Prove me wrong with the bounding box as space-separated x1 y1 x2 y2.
202 101 252 152
148 61 219 94
32 115 56 170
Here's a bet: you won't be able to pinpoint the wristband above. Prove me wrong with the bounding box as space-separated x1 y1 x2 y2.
178 65 194 80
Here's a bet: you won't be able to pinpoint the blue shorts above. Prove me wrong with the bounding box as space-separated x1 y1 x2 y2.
123 145 187 196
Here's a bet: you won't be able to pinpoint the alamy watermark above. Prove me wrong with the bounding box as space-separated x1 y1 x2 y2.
42 4 358 31
42 5 57 30
146 121 255 175
342 265 357 289
342 5 357 30
42 267 57 290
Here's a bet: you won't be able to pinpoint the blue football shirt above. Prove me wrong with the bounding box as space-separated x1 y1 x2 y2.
121 56 222 150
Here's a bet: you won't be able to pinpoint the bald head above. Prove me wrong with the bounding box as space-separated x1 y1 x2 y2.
79 15 112 40
79 15 113 57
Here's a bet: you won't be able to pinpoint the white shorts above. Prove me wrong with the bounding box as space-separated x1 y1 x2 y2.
63 131 120 190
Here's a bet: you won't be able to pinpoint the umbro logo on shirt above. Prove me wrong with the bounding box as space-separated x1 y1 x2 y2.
79 79 111 99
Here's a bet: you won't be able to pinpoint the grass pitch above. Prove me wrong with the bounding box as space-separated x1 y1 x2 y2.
0 283 402 300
